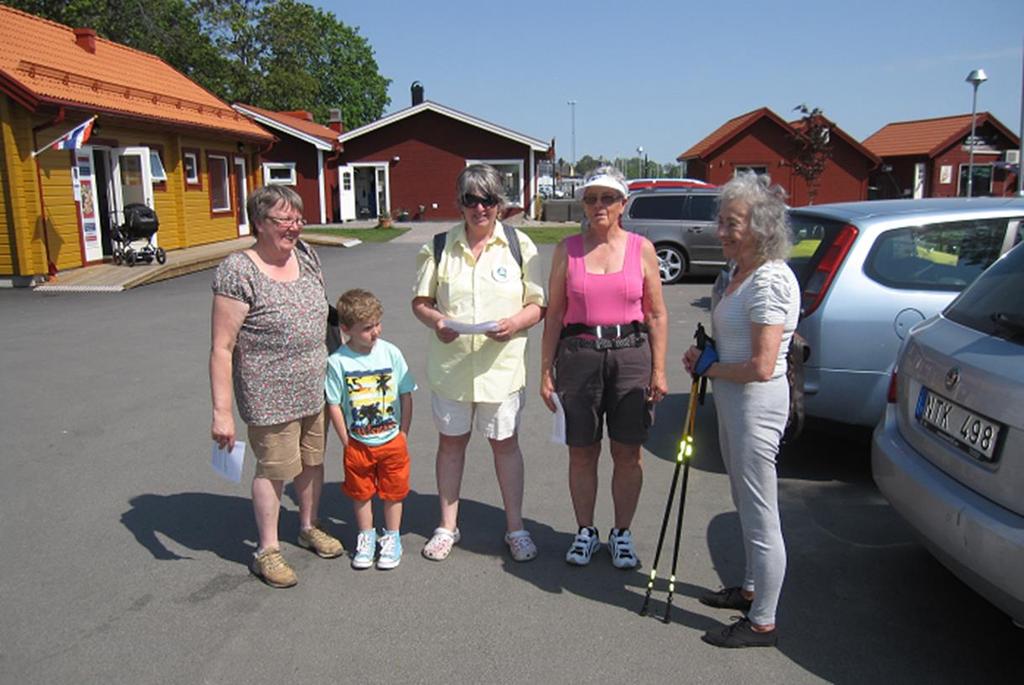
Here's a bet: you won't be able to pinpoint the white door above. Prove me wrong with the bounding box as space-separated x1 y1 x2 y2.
339 165 356 221
913 163 926 199
111 146 156 248
376 166 390 216
234 157 249 236
75 148 104 263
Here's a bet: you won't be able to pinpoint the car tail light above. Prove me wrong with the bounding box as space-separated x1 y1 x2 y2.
886 367 898 403
801 224 858 317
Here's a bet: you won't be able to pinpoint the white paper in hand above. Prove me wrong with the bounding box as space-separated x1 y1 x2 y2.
442 319 499 335
550 393 567 445
211 441 245 483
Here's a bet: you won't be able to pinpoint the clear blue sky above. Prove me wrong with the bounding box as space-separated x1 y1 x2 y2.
317 0 1024 166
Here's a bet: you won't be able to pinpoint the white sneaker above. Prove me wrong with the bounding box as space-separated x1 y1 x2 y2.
565 527 600 566
608 528 639 569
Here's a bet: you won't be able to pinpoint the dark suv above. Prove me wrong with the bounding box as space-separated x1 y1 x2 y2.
621 187 724 283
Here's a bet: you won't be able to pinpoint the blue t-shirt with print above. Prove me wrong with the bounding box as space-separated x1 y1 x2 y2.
325 339 416 446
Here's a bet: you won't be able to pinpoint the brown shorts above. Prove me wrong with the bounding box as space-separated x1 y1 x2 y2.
555 339 653 446
342 432 411 502
247 409 326 481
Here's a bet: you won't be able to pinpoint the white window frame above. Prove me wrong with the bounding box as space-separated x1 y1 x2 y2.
183 151 199 184
734 165 769 176
466 158 525 207
149 150 167 182
208 154 231 212
262 162 297 186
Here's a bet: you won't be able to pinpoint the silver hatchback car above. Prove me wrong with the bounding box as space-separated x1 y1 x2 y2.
788 198 1024 427
872 243 1024 626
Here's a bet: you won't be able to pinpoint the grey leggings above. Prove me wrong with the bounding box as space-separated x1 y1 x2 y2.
712 375 788 625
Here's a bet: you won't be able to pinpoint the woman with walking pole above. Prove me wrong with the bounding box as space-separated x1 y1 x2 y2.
540 165 668 569
683 172 800 647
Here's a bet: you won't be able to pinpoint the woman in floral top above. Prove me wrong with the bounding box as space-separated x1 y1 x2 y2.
210 185 343 588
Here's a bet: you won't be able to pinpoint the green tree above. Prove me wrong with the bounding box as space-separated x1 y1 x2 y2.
198 0 390 127
790 104 834 204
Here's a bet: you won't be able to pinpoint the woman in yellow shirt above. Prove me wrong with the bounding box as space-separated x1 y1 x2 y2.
412 164 547 563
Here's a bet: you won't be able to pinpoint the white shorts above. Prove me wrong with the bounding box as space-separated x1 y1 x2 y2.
431 389 524 441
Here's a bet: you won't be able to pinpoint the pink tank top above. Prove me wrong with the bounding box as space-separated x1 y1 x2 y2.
563 232 645 326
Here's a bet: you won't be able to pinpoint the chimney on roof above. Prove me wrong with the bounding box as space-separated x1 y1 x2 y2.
328 108 343 134
74 28 97 54
411 81 424 107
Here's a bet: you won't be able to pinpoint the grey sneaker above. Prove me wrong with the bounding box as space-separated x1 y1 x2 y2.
351 529 376 570
565 526 600 566
377 530 402 570
608 528 639 569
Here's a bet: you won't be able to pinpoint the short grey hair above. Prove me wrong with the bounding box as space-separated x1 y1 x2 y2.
248 185 304 235
456 164 507 213
718 172 792 261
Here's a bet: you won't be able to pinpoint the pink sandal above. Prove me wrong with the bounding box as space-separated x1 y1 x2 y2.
422 527 461 561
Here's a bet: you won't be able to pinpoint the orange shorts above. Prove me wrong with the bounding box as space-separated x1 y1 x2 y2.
342 432 410 502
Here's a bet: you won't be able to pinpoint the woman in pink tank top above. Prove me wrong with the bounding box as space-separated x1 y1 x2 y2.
540 166 668 569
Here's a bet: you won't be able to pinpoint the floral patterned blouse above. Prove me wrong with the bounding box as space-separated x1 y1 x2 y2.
211 241 328 426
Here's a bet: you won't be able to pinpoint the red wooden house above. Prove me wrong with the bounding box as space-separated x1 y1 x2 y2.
335 85 552 221
677 107 879 206
863 113 1020 199
232 104 342 224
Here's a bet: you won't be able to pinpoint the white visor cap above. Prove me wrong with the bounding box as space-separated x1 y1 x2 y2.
575 173 629 200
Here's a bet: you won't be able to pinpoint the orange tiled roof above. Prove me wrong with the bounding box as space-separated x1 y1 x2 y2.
862 114 980 157
233 103 339 148
678 107 787 160
0 5 271 140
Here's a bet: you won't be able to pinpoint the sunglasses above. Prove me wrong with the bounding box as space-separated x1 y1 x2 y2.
461 193 499 208
582 193 623 206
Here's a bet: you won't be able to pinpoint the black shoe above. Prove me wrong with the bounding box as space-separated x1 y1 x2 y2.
701 617 777 648
699 586 753 612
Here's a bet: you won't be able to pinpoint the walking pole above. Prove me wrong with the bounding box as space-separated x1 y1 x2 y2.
638 374 699 617
662 370 707 623
639 323 709 618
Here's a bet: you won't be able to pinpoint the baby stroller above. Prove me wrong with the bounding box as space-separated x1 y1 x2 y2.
112 203 166 266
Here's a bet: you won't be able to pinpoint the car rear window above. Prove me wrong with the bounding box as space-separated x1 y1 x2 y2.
628 195 684 220
684 195 719 221
786 214 851 287
864 218 1011 291
945 243 1024 343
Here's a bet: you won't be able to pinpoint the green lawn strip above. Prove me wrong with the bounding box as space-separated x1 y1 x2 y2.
518 224 581 244
305 227 409 242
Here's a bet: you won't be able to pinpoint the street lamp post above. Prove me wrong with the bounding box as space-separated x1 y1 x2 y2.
567 100 577 176
965 68 988 198
636 145 644 179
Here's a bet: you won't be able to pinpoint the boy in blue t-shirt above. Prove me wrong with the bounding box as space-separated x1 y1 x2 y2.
326 289 416 569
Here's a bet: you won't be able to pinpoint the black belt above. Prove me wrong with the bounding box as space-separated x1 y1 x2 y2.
561 321 648 340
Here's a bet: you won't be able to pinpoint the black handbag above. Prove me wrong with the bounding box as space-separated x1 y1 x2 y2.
782 333 810 444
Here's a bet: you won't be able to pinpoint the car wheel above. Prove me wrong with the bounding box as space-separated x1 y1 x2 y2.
655 244 687 284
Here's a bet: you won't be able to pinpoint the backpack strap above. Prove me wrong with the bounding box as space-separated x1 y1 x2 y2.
432 224 523 269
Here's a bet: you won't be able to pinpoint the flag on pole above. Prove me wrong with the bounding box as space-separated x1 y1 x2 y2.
32 116 97 157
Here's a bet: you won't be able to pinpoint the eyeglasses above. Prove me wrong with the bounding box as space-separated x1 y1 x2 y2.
582 193 622 206
461 193 499 208
266 215 306 228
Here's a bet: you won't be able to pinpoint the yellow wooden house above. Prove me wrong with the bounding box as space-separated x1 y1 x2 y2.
0 6 273 285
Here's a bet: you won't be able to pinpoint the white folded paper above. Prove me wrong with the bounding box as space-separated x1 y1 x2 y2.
442 319 499 335
550 393 567 445
211 440 246 483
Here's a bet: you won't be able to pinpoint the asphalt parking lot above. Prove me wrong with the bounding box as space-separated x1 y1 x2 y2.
0 238 1018 684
